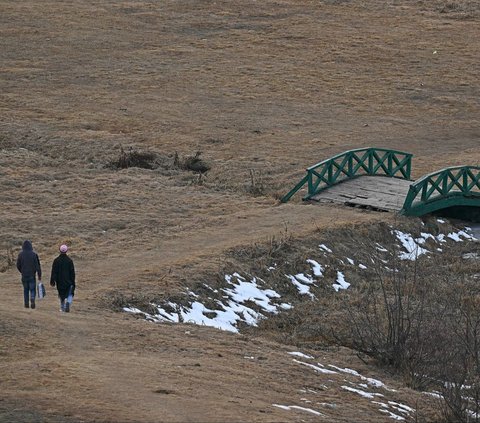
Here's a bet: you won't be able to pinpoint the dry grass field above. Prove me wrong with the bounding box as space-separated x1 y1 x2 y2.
1 0 479 421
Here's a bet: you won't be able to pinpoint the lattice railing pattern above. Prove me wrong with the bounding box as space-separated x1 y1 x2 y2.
281 147 412 202
402 166 480 216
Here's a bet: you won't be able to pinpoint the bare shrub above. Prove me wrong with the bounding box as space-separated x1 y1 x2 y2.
174 151 210 173
0 243 16 273
245 169 265 196
110 146 160 170
433 278 480 422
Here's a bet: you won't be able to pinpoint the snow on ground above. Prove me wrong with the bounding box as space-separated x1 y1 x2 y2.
328 365 387 389
274 351 416 420
293 359 338 375
125 225 475 333
272 404 323 416
332 271 350 292
288 351 314 359
342 385 384 399
306 259 324 276
319 243 333 253
393 230 429 260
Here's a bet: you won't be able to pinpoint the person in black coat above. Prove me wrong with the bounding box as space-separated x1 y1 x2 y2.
16 240 42 309
50 244 76 313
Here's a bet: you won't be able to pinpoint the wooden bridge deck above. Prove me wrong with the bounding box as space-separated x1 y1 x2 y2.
309 176 412 212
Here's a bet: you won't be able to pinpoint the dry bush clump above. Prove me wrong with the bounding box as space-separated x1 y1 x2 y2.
173 151 210 173
419 0 480 18
109 146 167 170
0 243 16 273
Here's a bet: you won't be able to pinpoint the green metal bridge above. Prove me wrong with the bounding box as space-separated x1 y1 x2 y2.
281 147 480 218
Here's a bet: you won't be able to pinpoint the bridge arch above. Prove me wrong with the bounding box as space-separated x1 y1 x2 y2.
401 166 480 217
281 147 412 202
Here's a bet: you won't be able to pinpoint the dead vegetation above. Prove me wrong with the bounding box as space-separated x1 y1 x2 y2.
1 0 480 421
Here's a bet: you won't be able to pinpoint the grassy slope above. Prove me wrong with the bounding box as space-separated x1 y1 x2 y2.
0 0 479 421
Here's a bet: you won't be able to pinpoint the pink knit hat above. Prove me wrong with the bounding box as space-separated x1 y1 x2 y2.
59 244 68 253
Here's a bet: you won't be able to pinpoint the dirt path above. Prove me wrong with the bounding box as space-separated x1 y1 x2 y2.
1 202 392 422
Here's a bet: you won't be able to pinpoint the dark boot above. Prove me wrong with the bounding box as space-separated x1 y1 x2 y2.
30 299 35 309
24 302 29 308
65 302 70 313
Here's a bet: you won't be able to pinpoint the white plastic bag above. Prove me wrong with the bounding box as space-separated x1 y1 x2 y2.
37 281 46 299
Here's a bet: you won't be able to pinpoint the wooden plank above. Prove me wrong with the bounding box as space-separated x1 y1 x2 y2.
310 176 412 211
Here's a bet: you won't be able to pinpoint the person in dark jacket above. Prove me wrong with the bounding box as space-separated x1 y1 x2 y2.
16 240 42 309
50 244 76 313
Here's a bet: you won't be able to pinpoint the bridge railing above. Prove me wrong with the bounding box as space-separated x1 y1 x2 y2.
281 147 412 202
402 166 480 216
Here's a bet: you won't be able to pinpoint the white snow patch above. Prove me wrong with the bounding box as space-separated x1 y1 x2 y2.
393 230 429 260
293 359 337 375
437 219 446 224
359 263 368 269
376 243 388 252
287 274 315 298
306 259 324 277
388 401 414 414
328 366 386 389
288 351 314 360
224 273 280 313
319 244 333 253
347 257 355 265
341 386 384 399
272 404 323 416
333 271 350 292
448 230 473 242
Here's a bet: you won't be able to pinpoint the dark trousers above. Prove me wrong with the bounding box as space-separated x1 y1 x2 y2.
22 276 36 305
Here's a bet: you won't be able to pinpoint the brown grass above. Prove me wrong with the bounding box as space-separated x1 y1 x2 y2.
1 0 479 421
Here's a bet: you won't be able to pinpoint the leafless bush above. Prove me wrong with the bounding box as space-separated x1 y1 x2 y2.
0 243 16 273
110 146 160 170
174 151 210 173
245 169 265 196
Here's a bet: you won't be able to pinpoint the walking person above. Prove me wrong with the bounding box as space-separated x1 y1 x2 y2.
50 244 76 312
16 240 42 309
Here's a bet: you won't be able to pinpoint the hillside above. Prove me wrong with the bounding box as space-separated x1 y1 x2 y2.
1 0 479 422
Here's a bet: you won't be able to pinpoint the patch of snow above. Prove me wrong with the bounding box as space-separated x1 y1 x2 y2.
376 243 388 252
224 273 280 313
359 263 368 269
393 230 429 260
293 359 338 375
347 257 355 265
280 303 292 310
288 352 314 359
341 386 384 399
287 274 315 298
437 219 446 224
329 365 386 389
307 259 324 277
272 404 323 416
294 273 315 285
388 401 414 414
319 244 332 253
333 271 350 292
447 232 463 242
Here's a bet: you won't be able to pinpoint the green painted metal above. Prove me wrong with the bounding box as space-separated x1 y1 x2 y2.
281 147 413 202
401 166 480 216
